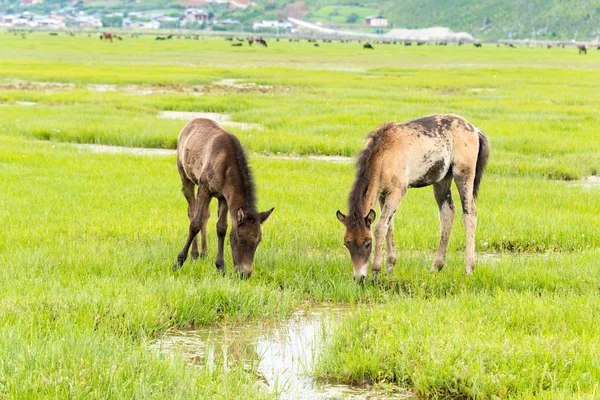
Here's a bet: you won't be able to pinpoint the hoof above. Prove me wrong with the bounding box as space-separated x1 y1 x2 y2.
371 271 380 282
199 251 208 259
465 260 475 275
430 261 444 273
173 261 183 271
190 252 199 261
215 261 225 275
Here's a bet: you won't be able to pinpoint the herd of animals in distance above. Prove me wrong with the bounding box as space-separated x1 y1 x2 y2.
5 28 599 53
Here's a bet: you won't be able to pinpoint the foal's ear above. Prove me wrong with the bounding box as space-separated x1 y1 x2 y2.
236 208 246 225
336 210 346 224
365 209 376 228
259 207 274 224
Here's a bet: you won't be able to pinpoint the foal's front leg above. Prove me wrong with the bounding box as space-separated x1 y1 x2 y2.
431 176 455 272
379 196 397 275
214 198 228 275
372 189 404 280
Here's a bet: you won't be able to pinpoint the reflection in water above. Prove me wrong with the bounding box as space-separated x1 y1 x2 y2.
150 306 413 399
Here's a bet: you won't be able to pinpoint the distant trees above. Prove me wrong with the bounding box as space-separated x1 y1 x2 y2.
346 12 359 23
101 15 123 28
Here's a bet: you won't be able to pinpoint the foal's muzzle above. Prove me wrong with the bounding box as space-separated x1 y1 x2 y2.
235 264 253 279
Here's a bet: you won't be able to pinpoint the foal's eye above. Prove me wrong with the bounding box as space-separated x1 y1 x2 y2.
364 240 372 248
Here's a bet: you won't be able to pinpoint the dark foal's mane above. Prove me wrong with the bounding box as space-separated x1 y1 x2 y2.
347 122 396 227
227 132 257 213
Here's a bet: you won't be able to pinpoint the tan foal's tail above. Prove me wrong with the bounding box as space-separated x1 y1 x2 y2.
473 129 490 199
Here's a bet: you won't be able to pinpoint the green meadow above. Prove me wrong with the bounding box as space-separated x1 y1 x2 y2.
0 33 599 398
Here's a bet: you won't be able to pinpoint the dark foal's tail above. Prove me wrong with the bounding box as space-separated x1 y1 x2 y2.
473 129 490 199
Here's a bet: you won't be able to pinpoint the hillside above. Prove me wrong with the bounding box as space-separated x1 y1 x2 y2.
4 0 600 40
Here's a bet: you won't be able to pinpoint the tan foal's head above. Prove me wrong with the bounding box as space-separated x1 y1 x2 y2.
231 207 274 278
336 209 376 281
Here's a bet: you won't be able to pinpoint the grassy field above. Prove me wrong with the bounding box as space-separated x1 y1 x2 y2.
1 32 599 398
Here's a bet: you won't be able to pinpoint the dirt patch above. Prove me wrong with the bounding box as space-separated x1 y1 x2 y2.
158 111 263 130
0 81 75 91
1 80 286 96
87 83 206 96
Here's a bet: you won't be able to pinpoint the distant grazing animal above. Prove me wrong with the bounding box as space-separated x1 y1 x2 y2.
156 36 166 40
336 114 490 281
248 38 254 46
173 118 274 278
474 43 482 47
404 41 412 46
256 38 268 47
314 43 320 47
231 42 243 47
578 44 587 54
102 32 114 42
363 43 374 49
508 43 516 48
49 32 58 36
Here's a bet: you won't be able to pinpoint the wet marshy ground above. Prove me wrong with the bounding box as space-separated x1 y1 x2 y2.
150 305 413 399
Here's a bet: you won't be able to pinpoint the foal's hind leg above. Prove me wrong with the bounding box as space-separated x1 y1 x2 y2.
455 170 477 274
372 188 405 280
191 200 210 260
174 188 210 271
431 174 455 272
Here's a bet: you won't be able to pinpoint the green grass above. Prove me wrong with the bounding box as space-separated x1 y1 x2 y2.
310 5 382 24
1 32 599 398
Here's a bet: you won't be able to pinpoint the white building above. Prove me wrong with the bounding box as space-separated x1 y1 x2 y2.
252 20 293 30
365 15 388 27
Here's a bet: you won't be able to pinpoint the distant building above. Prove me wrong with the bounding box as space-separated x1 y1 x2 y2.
0 15 16 26
20 0 44 6
213 18 240 26
69 15 102 28
184 8 210 22
180 0 254 9
252 20 293 30
365 15 388 27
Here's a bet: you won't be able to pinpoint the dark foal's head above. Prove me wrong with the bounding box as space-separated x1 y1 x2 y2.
336 209 376 281
231 207 274 278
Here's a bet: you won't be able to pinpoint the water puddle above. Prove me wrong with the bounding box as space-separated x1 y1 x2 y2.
470 88 496 92
212 78 274 90
479 251 557 264
568 176 600 189
150 305 413 399
0 101 37 106
71 143 175 156
158 111 263 130
265 154 352 163
64 142 351 163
